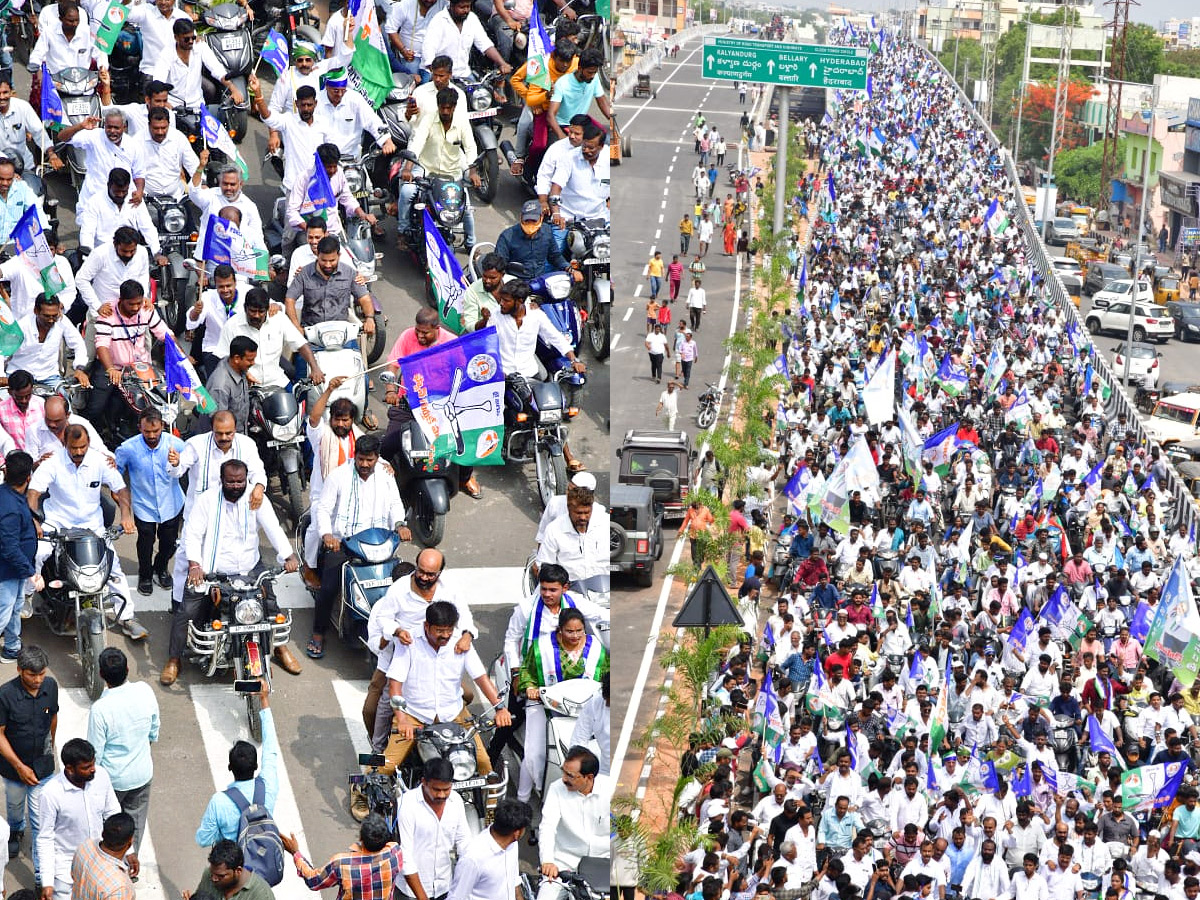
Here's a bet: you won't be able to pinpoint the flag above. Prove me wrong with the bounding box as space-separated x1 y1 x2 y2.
935 355 968 396
1145 555 1200 686
908 648 922 679
983 345 1007 393
929 678 948 753
764 354 789 379
523 13 554 90
904 135 919 161
93 0 128 54
981 759 1001 793
753 670 786 758
40 66 63 126
12 204 66 299
798 255 807 289
200 104 248 178
199 214 268 280
346 0 393 107
863 349 895 424
260 28 290 76
784 466 813 516
1122 761 1187 813
1082 459 1104 501
1130 601 1153 643
866 74 873 99
392 329 505 466
827 171 837 204
985 197 1010 236
164 333 216 414
1087 716 1125 769
0 298 22 357
306 150 336 212
922 424 961 476
1008 608 1034 652
763 621 775 649
1005 388 1032 424
422 208 470 332
868 127 886 155
1011 763 1033 797
753 757 774 792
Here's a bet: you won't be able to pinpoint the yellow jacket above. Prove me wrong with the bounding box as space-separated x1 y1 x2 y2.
511 56 577 115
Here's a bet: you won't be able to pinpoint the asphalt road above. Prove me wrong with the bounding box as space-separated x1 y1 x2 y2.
609 34 754 789
2 23 606 896
1079 292 1200 394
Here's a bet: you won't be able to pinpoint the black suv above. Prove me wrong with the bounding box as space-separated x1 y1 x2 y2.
610 484 664 587
615 430 696 520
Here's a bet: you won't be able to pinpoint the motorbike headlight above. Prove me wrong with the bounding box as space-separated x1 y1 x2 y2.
545 272 572 300
540 408 562 424
163 207 187 234
235 598 263 625
270 420 300 442
471 88 491 112
448 747 476 782
361 541 395 564
592 235 610 260
344 167 364 194
74 567 106 594
438 208 457 225
438 181 464 209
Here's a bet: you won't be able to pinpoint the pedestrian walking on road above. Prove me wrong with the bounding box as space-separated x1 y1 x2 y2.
645 325 668 383
667 255 684 302
738 83 747 105
672 324 685 380
679 216 692 255
679 500 715 563
1 645 57 877
679 330 699 388
715 136 726 166
692 164 708 200
723 219 737 256
647 251 664 300
698 214 714 257
699 133 710 166
656 381 679 430
689 255 706 283
645 298 659 334
687 279 706 330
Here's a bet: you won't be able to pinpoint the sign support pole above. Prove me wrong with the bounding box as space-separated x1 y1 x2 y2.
773 88 789 238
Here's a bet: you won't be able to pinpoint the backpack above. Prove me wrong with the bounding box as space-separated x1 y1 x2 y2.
225 778 285 887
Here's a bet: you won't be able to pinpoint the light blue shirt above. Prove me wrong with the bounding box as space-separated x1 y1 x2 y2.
550 72 603 125
115 433 186 523
87 680 160 791
817 807 862 849
0 179 36 243
195 708 279 846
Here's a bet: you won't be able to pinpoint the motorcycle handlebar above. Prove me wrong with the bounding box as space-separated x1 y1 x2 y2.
198 566 285 589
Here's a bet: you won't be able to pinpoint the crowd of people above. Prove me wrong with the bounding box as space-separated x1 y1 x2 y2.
0 0 614 894
666 24 1200 900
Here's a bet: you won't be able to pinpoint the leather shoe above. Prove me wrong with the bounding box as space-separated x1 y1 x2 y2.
274 645 302 675
461 476 482 499
137 578 152 596
154 571 172 591
300 565 321 590
159 658 181 686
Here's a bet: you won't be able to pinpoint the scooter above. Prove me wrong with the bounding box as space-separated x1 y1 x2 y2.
49 67 101 193
528 270 586 405
378 371 459 549
248 383 308 528
304 321 370 417
37 524 127 701
520 860 609 900
185 567 290 741
199 3 252 142
393 152 470 255
565 218 610 359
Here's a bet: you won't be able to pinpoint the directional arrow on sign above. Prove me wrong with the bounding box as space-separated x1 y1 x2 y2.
809 63 817 78
707 54 714 67
767 59 775 74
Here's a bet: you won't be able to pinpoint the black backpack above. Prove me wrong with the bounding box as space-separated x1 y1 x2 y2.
225 778 285 887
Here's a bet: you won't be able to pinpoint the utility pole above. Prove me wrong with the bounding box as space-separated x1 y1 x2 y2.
1041 13 1075 241
979 0 1000 124
1101 0 1137 214
1124 84 1157 386
1013 16 1031 162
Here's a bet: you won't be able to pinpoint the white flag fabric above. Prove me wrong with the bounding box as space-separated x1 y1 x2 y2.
863 348 895 425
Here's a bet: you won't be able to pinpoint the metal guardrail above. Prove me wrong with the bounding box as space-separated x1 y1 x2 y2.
614 25 731 99
924 50 1200 538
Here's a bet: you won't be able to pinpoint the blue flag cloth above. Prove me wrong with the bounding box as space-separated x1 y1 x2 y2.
763 621 775 649
827 171 837 204
1008 609 1034 651
981 759 1001 793
261 28 290 75
1011 763 1033 797
908 649 922 680
926 757 938 791
41 66 64 125
1087 715 1124 766
1130 602 1152 643
906 602 914 630
306 150 336 211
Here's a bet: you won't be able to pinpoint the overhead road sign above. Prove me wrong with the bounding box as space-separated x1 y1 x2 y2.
701 38 868 90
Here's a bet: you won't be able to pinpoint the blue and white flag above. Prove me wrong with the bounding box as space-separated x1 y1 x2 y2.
827 171 837 204
40 65 63 125
1122 760 1187 812
764 354 789 379
12 205 65 299
260 28 290 75
424 208 469 332
1011 763 1033 797
1008 608 1034 651
784 466 813 516
394 329 506 466
306 150 336 212
1087 715 1126 768
199 214 268 280
200 103 248 178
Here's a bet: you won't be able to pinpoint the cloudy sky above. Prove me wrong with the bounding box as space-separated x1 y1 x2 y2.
1129 0 1191 26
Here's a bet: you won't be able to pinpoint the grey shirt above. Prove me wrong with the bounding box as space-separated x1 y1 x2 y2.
201 360 250 434
285 260 368 327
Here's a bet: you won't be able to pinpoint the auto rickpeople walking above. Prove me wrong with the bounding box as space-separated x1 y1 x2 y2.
647 250 664 301
698 213 714 257
686 279 706 331
282 814 402 899
86 649 159 857
657 381 679 431
678 329 699 389
645 324 669 384
0 451 36 662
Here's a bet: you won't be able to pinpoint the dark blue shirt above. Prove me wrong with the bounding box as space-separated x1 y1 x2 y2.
0 483 35 582
789 532 814 559
495 222 570 279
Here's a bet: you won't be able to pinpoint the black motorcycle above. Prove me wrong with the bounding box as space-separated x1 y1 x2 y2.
504 367 579 509
453 68 505 203
565 218 610 359
146 194 197 331
198 3 252 142
107 23 143 104
249 383 309 528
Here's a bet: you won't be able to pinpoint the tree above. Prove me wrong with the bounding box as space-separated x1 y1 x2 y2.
1122 24 1164 86
937 37 982 90
1014 79 1096 164
1053 139 1124 207
1162 49 1200 78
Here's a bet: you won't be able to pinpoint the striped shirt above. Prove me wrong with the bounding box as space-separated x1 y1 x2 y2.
293 843 403 900
94 306 169 368
70 839 135 900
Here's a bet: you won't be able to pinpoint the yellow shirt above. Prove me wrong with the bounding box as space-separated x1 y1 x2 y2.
511 55 577 115
648 257 665 278
409 113 478 177
680 218 693 236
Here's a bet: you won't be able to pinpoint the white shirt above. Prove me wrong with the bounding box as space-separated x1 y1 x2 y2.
447 827 519 900
188 184 266 257
0 98 52 171
535 136 579 196
186 287 245 354
571 691 610 774
170 432 267 513
962 857 1011 900
259 110 336 191
152 45 228 109
538 775 611 869
420 9 493 77
489 306 573 378
385 631 485 724
536 510 610 584
140 129 200 198
35 767 121 892
68 129 146 206
395 785 472 899
502 590 608 667
29 17 101 73
25 414 108 462
0 256 76 320
4 312 89 382
687 286 707 310
386 0 447 58
316 91 388 158
551 147 610 221
267 53 350 116
30 445 124 531
76 243 152 314
367 577 477 673
315 461 406 539
183 488 294 575
77 193 160 254
124 3 192 73
1012 871 1050 900
217 311 306 389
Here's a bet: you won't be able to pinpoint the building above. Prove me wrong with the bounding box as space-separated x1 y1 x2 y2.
1160 17 1200 50
1160 97 1200 255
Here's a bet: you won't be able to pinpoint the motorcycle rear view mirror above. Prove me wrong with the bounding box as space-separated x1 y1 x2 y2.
399 150 418 164
357 753 387 768
378 371 397 385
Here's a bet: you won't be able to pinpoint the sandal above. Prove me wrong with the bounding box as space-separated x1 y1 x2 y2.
305 638 325 659
566 460 587 474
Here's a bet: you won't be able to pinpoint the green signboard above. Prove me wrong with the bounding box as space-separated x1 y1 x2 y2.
701 38 868 90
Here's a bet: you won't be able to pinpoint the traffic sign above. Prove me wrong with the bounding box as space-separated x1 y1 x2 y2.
701 38 868 90
673 566 744 632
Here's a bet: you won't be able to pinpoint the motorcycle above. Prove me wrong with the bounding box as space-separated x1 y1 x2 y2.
250 0 318 46
696 382 722 428
520 860 609 900
345 213 382 286
505 366 579 510
303 320 377 415
565 218 610 360
185 567 290 741
146 194 197 331
394 151 471 256
107 23 143 104
199 3 252 142
50 67 101 193
248 383 309 528
36 524 126 701
453 69 504 204
378 371 459 549
112 362 182 444
528 270 586 404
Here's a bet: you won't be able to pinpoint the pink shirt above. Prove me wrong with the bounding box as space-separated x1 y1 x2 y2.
388 326 456 396
93 306 169 368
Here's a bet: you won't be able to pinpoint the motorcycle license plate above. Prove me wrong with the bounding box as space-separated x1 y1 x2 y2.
467 108 497 120
455 777 488 789
219 34 244 51
227 624 267 634
609 564 620 572
66 100 92 117
355 578 393 590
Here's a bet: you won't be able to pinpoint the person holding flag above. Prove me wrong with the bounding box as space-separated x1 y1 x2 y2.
29 1 104 109
189 148 265 257
314 67 395 161
285 144 379 245
385 0 446 76
249 71 334 193
56 109 146 208
266 33 353 120
509 39 577 175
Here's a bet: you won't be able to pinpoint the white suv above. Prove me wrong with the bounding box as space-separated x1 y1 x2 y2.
1084 301 1173 343
1091 278 1152 311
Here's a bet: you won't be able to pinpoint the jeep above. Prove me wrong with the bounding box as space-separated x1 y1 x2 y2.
609 484 663 587
615 430 696 520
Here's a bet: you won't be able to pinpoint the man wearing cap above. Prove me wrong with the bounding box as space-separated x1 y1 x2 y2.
315 67 396 160
153 19 242 111
495 202 572 280
1132 831 1168 884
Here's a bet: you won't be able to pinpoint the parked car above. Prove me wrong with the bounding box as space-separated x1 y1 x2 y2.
616 430 696 520
1083 262 1128 296
1091 278 1153 311
1111 341 1160 387
1167 301 1200 342
1046 218 1081 246
1083 300 1172 342
609 484 663 587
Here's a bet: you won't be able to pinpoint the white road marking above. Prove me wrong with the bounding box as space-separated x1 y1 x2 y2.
330 679 373 758
634 284 643 297
623 308 633 322
611 333 621 351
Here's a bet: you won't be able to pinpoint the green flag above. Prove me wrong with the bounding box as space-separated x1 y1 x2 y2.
0 298 23 357
94 0 128 55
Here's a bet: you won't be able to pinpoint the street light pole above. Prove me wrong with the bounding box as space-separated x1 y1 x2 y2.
1123 85 1158 387
1012 14 1031 163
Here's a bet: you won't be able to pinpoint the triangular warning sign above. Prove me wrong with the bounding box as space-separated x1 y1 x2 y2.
673 566 743 629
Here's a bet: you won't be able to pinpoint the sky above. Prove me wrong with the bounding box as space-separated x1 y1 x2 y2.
1129 0 1194 26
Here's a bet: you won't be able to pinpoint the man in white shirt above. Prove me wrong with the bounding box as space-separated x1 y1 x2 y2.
27 425 147 640
35 738 124 900
315 69 394 160
188 153 266 256
250 75 334 193
76 167 160 254
395 757 474 900
535 116 586 205
312 435 410 657
961 839 1011 900
152 18 240 110
216 287 319 388
2 294 90 391
284 141 377 244
420 0 510 78
448 797 532 900
1041 844 1084 900
548 122 609 225
382 600 510 774
0 240 75 321
1012 854 1050 900
123 0 192 78
139 106 200 199
267 38 351 117
537 746 609 897
536 481 608 593
57 110 145 208
75 229 151 317
185 263 246 376
29 0 103 78
167 457 301 686
386 0 447 74
571 672 610 775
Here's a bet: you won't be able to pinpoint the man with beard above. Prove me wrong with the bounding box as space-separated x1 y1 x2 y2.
283 234 377 337
36 738 123 900
249 74 334 195
0 79 61 194
536 481 608 592
961 839 1010 900
420 0 510 79
189 154 266 255
546 120 609 238
463 251 508 333
169 459 301 687
217 288 324 389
